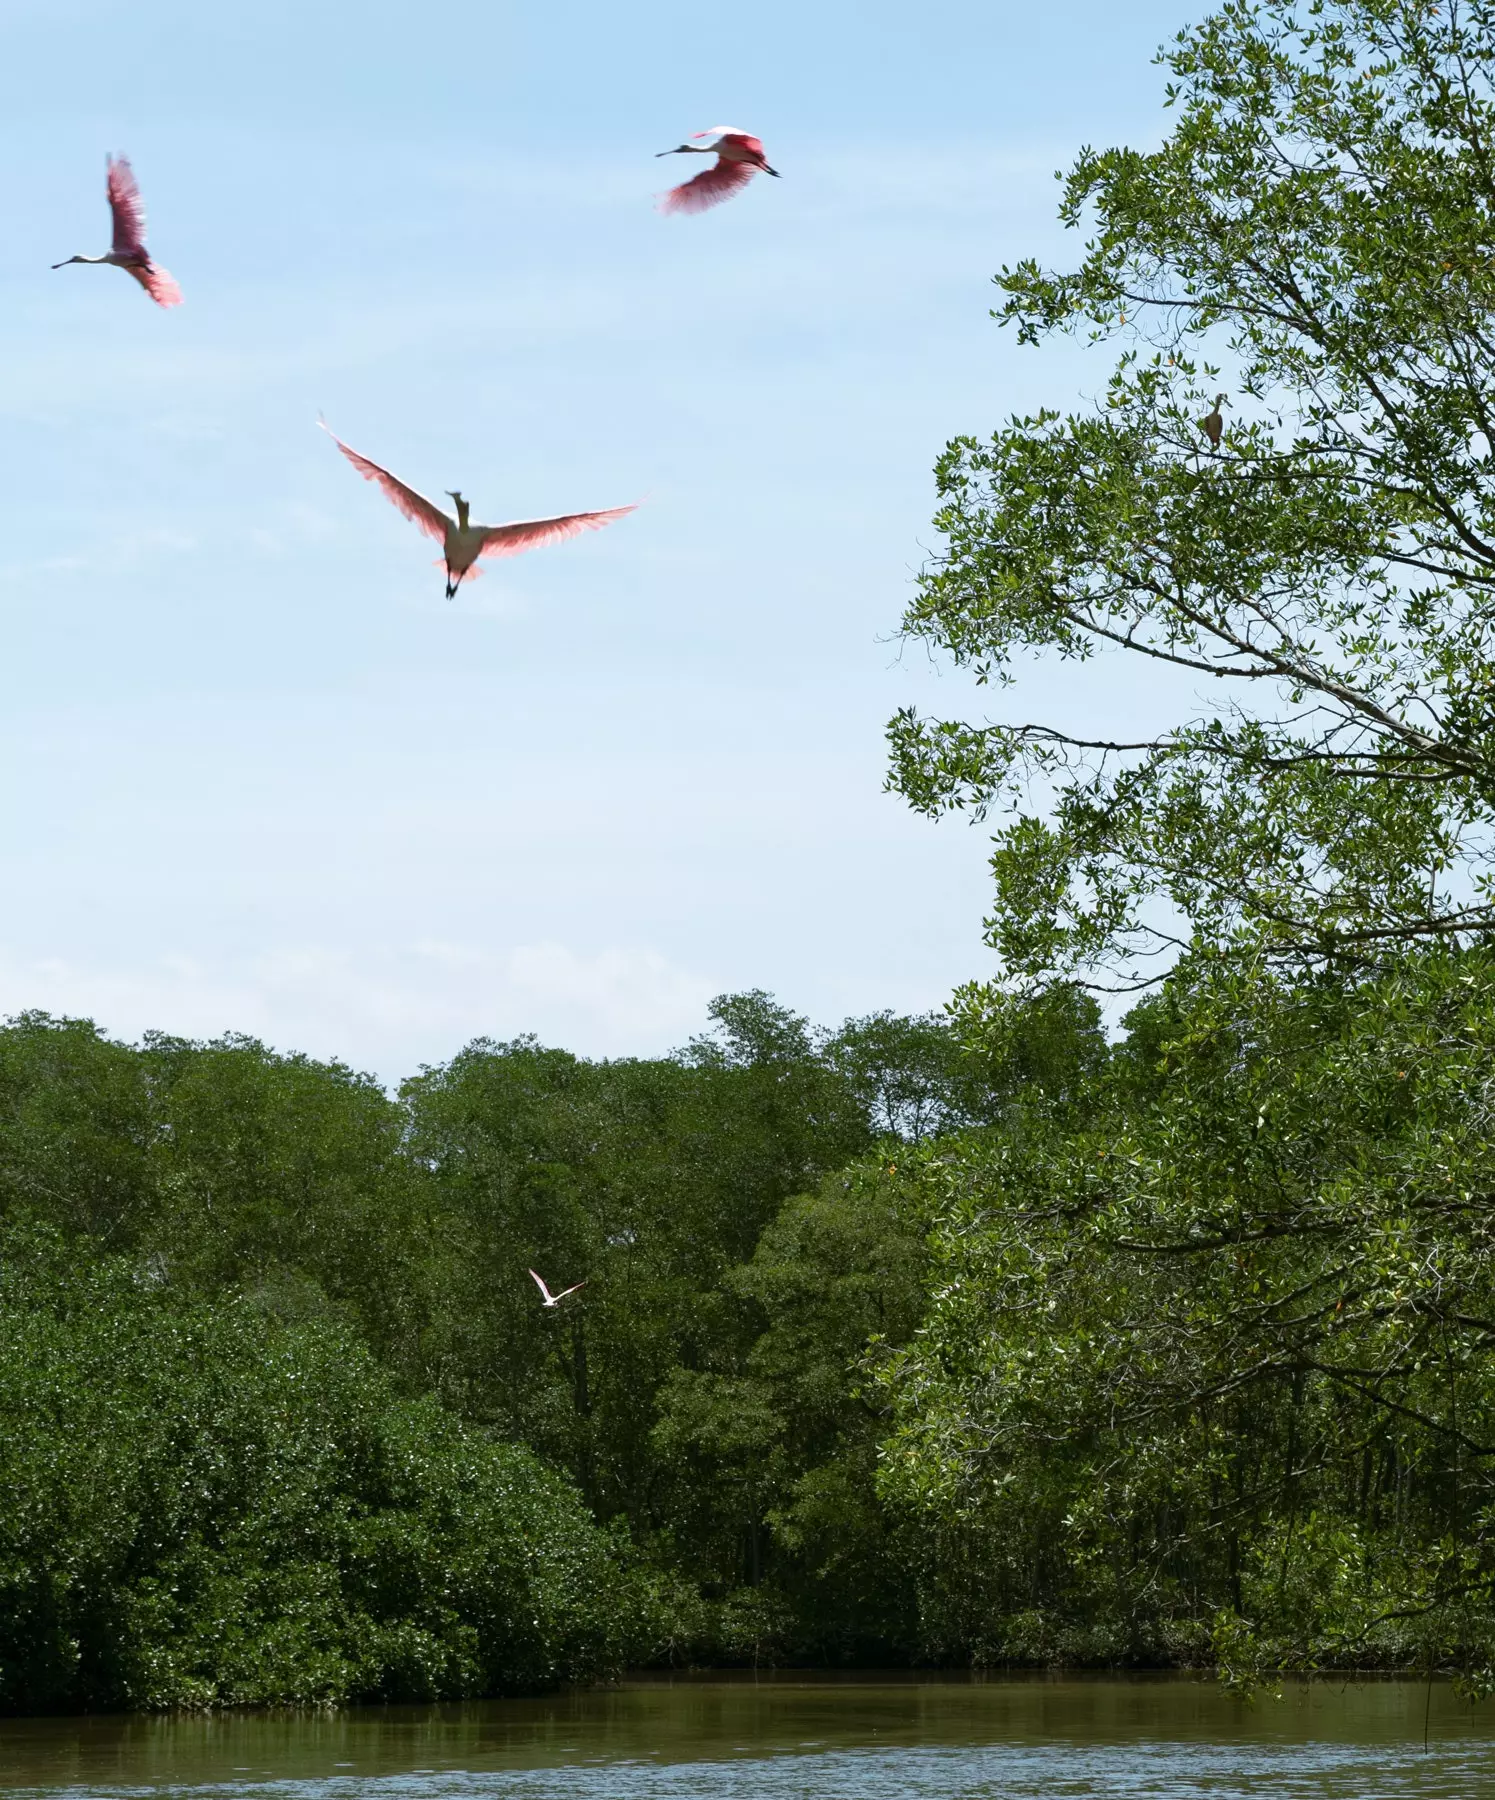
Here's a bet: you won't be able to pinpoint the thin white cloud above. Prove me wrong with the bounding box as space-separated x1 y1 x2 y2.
0 939 718 1080
0 526 197 585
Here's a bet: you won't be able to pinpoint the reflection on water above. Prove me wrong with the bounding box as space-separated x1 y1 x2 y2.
1 1674 1491 1799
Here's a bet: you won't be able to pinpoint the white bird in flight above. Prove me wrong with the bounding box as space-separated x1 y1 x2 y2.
52 155 182 308
320 422 637 598
530 1269 587 1308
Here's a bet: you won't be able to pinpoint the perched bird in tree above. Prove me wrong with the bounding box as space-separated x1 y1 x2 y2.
530 1269 587 1309
320 422 637 599
656 127 779 215
1200 393 1227 451
52 155 182 308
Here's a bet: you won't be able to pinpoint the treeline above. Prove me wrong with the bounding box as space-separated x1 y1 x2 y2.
10 955 1495 1709
0 993 1039 1709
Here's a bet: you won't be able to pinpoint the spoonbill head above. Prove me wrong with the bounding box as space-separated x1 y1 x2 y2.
320 422 637 600
52 155 182 308
656 127 779 215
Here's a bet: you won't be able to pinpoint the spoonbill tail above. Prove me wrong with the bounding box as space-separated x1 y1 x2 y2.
656 127 779 215
1200 394 1227 451
52 155 182 308
320 422 637 599
530 1269 587 1309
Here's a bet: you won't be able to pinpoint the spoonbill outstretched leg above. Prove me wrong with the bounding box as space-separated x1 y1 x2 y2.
529 1269 587 1308
52 155 182 308
656 128 779 215
320 422 637 599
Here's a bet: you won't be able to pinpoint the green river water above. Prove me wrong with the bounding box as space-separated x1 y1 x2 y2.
0 1674 1491 1798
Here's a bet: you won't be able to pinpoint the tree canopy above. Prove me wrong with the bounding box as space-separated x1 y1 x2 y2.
0 1228 638 1711
889 0 1495 986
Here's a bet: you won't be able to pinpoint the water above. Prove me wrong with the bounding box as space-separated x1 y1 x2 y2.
0 1674 1491 1799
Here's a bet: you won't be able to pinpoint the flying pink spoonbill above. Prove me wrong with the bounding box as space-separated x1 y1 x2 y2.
656 127 779 215
320 422 637 599
52 155 181 307
530 1269 587 1309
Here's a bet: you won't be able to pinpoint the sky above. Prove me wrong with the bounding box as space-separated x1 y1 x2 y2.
0 0 1196 1081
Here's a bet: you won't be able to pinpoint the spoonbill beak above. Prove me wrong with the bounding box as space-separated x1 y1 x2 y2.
762 164 780 177
656 145 692 157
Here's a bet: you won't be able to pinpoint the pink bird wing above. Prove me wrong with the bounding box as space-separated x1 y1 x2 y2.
320 422 451 544
476 503 637 561
659 158 757 216
528 1269 553 1301
125 262 183 308
107 156 148 258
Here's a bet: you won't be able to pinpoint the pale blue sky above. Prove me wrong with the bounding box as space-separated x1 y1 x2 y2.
0 0 1190 1078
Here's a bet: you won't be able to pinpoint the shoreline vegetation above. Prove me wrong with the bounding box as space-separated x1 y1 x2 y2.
17 0 1495 1713
5 958 1495 1710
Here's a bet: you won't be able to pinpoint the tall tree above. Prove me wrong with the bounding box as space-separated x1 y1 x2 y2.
890 0 1495 986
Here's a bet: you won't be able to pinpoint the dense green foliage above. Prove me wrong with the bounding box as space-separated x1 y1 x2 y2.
0 1230 634 1712
14 946 1495 1698
8 965 1495 1697
0 995 995 1703
880 955 1495 1688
